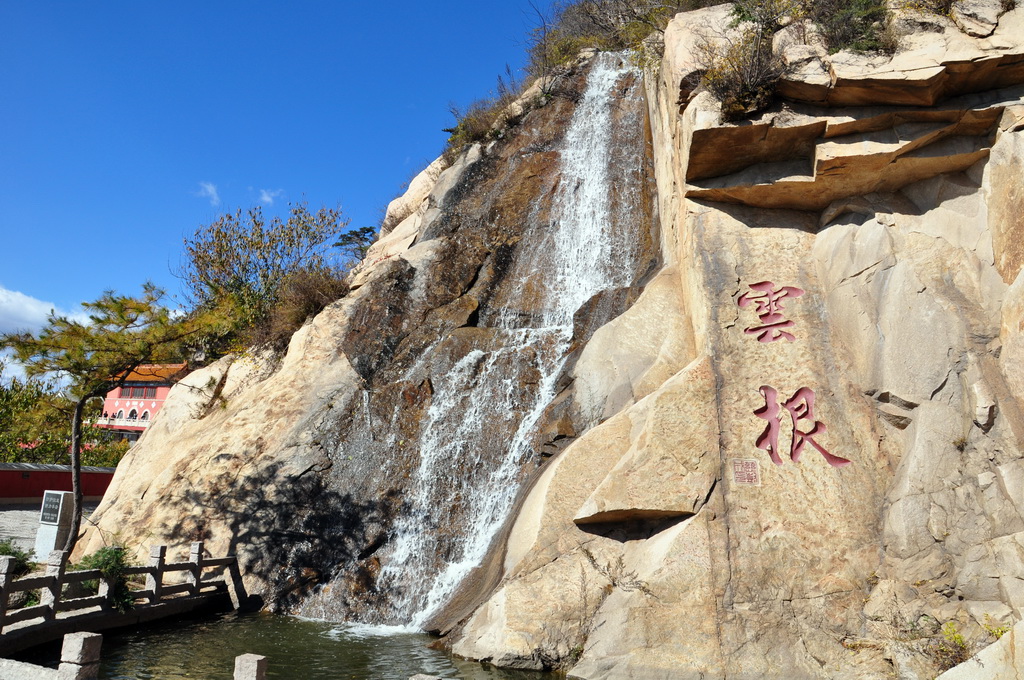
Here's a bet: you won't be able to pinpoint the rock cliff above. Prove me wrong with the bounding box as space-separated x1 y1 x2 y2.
82 4 1024 678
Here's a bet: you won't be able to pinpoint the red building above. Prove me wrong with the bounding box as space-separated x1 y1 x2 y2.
92 363 188 445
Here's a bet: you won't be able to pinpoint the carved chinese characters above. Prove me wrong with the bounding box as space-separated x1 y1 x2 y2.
754 386 851 468
736 281 850 469
737 281 804 342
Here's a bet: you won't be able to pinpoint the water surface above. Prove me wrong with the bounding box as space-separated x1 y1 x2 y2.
90 612 551 680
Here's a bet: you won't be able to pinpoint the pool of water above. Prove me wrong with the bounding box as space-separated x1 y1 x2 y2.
78 612 549 680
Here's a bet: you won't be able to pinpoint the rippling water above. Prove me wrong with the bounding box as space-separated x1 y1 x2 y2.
18 612 550 680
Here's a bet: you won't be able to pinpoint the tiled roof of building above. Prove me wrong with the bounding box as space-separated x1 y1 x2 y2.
120 363 188 383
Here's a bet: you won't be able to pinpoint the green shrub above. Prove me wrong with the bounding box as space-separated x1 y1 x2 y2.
527 27 613 81
526 3 609 81
931 621 972 671
78 545 136 613
694 0 904 119
527 1 720 78
444 96 507 151
697 26 785 120
734 0 895 54
806 0 893 53
983 614 1011 640
895 0 955 15
181 202 355 356
80 437 131 468
256 267 350 351
732 0 803 33
0 537 33 576
443 68 528 159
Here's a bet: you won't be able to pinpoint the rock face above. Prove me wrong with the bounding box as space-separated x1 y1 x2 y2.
451 7 1024 680
935 618 1024 679
81 53 661 626
83 5 1024 679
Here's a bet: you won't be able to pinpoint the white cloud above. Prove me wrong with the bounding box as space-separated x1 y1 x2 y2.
259 188 284 205
0 286 59 335
0 287 59 383
197 181 221 207
0 286 91 334
0 351 28 383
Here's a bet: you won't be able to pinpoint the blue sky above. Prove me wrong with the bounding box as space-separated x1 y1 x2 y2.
0 1 555 334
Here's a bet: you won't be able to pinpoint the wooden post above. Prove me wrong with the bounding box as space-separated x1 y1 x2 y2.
186 541 203 595
40 550 67 621
233 653 267 680
0 555 14 632
145 545 166 604
57 631 103 680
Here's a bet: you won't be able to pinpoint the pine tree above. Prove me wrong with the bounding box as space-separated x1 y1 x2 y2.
1 283 197 554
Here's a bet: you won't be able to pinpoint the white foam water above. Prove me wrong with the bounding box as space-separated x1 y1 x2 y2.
304 52 644 629
382 52 643 628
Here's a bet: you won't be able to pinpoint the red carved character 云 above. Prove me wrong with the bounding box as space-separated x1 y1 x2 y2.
737 281 804 342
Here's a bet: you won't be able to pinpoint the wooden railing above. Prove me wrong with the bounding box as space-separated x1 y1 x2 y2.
0 541 245 632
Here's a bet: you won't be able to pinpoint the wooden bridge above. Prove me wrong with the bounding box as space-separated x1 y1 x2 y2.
0 541 247 655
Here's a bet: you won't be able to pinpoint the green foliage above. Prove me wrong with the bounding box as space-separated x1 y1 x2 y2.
732 0 893 54
181 202 353 354
255 268 352 351
731 0 802 33
696 26 785 120
78 545 136 613
0 364 133 467
527 16 610 83
527 1 713 78
334 226 377 261
2 284 192 403
983 614 1011 640
456 1 704 157
895 0 955 15
443 68 527 159
932 621 972 671
182 202 348 311
695 0 901 119
1 285 196 554
81 437 131 468
0 367 69 463
443 97 507 152
0 537 33 576
805 0 893 53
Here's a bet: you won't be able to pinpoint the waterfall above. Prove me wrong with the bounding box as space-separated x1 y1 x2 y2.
301 52 645 628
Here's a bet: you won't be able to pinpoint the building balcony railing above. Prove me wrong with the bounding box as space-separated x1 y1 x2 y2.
92 417 151 430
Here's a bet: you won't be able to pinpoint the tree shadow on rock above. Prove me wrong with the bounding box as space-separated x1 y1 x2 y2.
156 458 403 614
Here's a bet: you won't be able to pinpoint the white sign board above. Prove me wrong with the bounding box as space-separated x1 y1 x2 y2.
34 490 74 561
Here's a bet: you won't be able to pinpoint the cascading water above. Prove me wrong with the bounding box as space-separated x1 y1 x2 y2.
301 52 648 628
